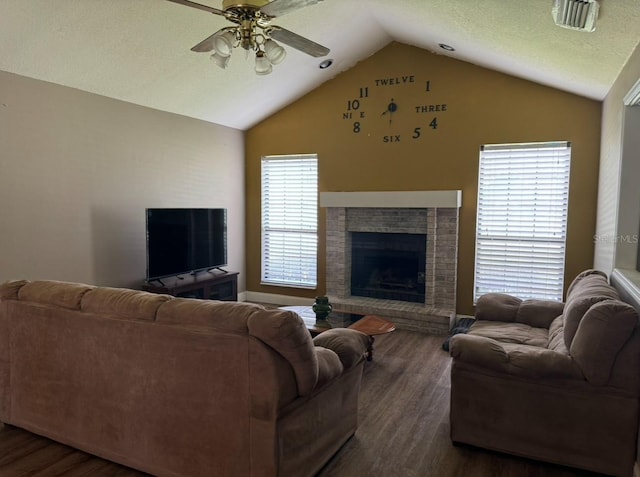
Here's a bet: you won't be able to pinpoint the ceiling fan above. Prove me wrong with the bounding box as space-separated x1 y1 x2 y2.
167 0 331 75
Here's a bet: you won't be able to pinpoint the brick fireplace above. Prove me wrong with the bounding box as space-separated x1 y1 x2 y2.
321 191 461 334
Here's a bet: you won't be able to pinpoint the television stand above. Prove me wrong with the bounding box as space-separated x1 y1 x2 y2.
143 271 238 301
150 278 166 287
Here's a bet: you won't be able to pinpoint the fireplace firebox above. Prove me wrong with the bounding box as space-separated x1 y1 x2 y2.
350 232 426 304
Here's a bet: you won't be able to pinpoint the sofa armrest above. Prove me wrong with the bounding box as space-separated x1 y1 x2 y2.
0 280 28 300
450 334 581 379
313 328 371 369
450 334 508 369
314 347 344 389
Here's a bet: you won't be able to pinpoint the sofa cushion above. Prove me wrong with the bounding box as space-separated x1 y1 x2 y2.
570 300 638 386
450 334 580 379
82 287 172 321
515 299 564 329
563 271 619 348
475 293 522 322
18 280 94 310
156 298 261 333
469 320 548 348
476 293 563 329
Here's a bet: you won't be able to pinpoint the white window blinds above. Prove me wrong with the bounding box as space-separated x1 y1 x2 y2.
261 155 318 288
474 142 571 302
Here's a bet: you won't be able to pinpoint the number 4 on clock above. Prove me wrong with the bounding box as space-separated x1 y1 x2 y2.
430 117 438 129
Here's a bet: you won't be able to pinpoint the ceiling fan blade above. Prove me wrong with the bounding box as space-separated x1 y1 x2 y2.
166 0 226 17
260 0 324 18
190 28 230 52
269 27 329 57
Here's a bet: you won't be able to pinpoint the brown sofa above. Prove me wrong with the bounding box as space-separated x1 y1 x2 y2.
0 279 371 477
449 270 640 477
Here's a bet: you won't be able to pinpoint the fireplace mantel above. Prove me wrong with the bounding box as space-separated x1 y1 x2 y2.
320 190 462 209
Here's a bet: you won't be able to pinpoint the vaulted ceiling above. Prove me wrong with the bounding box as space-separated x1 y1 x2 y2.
1 0 639 130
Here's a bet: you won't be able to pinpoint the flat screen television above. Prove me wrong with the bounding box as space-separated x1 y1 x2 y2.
146 208 227 281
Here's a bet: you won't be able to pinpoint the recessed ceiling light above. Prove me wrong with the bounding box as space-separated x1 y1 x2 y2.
319 59 333 69
439 43 455 52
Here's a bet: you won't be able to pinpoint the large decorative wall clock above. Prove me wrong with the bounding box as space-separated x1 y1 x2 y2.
342 75 448 143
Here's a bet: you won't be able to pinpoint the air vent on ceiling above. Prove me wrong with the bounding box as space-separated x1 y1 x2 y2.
552 0 599 32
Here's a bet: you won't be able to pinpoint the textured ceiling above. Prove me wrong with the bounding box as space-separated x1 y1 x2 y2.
1 0 639 130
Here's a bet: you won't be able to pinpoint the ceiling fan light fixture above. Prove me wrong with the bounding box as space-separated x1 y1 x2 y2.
264 39 287 65
212 30 237 57
210 52 230 69
167 0 331 75
552 0 599 32
255 51 273 75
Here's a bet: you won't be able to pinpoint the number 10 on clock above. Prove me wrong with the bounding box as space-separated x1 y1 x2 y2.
344 87 368 133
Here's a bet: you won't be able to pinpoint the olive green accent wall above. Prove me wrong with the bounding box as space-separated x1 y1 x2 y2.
246 42 602 315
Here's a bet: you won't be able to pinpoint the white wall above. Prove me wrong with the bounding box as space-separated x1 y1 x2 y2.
0 71 246 290
594 42 640 274
615 104 640 270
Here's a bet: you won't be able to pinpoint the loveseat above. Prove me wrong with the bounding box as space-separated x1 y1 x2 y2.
449 270 640 477
0 279 371 477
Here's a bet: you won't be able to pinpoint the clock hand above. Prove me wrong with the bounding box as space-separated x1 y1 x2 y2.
382 99 398 124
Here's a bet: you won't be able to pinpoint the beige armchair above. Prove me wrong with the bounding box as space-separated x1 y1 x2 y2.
449 270 640 477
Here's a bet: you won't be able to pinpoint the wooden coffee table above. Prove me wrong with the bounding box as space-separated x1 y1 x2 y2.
348 315 396 361
280 306 396 361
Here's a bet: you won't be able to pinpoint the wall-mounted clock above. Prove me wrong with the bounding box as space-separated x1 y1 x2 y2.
342 76 448 144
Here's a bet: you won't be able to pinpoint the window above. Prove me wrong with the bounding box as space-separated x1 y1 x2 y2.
261 154 318 288
474 142 571 302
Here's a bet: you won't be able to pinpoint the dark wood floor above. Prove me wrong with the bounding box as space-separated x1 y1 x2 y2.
317 332 604 477
0 330 606 477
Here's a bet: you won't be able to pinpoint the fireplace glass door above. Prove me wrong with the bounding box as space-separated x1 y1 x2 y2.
350 232 426 303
